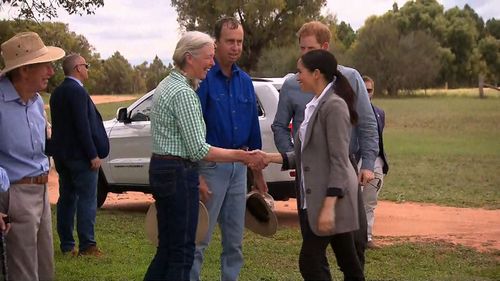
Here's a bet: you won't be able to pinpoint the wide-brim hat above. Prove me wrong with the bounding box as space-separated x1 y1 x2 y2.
145 201 209 246
245 191 278 237
1 32 65 76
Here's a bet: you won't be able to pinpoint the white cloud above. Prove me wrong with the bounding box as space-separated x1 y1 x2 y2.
54 0 181 65
325 0 407 30
328 0 499 30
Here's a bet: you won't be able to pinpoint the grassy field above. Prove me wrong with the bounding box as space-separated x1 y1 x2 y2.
87 94 500 209
53 208 500 281
408 87 500 98
40 92 136 121
47 93 500 280
373 96 500 209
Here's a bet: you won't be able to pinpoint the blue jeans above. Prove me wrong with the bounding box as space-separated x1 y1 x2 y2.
190 162 247 281
144 156 199 281
54 158 98 252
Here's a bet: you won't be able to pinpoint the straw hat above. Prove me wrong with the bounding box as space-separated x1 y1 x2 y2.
1 32 65 76
245 191 278 237
145 201 209 245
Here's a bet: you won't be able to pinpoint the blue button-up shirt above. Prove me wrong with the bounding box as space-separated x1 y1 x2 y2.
0 77 49 183
197 61 262 150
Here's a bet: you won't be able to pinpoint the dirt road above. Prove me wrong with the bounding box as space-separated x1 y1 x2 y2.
46 170 500 252
90 95 137 104
45 95 500 252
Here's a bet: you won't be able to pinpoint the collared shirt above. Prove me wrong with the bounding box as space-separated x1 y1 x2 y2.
0 77 49 182
298 83 332 209
151 70 211 161
197 61 261 150
272 65 378 170
299 82 333 151
66 75 83 87
0 167 9 192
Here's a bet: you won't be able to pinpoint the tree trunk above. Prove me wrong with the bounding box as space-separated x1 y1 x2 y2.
478 74 485 99
387 86 398 96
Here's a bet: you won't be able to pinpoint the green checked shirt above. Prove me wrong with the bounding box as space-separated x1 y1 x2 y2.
151 70 211 161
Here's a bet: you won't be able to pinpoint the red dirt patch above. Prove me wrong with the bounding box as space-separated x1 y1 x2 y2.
47 169 500 252
90 95 137 104
44 95 137 110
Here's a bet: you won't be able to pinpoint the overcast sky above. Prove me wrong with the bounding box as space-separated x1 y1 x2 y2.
1 0 498 65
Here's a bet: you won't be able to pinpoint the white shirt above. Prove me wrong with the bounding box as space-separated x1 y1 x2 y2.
298 82 333 209
0 166 9 192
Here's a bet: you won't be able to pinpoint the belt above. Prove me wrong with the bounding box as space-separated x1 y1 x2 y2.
13 173 49 185
152 153 186 161
151 154 198 169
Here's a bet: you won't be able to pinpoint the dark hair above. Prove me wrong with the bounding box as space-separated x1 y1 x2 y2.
300 49 358 124
214 17 241 40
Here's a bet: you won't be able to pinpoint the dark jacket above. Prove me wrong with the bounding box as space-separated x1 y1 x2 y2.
49 78 109 160
372 105 389 174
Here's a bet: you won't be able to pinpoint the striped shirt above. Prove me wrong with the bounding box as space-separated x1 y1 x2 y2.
151 70 211 161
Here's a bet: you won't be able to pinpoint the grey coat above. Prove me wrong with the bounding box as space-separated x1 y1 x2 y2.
285 89 359 236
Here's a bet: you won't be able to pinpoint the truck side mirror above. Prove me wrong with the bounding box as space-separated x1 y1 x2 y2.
117 107 130 123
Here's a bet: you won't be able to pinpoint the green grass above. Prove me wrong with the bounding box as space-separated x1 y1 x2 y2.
97 100 137 120
41 92 138 122
47 94 500 209
373 96 500 209
49 94 500 280
410 88 500 98
53 207 500 281
42 93 499 209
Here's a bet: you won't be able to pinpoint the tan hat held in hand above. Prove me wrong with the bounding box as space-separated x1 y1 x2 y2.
145 201 210 246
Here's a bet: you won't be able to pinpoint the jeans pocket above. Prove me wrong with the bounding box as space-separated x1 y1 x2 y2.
199 161 217 169
149 169 177 198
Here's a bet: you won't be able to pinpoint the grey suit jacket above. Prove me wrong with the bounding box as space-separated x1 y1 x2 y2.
272 65 379 171
285 90 359 236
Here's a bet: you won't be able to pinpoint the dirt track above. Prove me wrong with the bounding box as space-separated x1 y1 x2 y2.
90 95 137 104
46 95 500 252
47 169 500 252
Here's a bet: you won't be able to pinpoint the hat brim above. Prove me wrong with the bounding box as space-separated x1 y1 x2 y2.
245 192 278 237
145 200 209 246
0 46 65 76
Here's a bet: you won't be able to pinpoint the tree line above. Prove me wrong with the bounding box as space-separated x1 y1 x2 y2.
1 0 498 96
0 20 172 95
248 1 499 95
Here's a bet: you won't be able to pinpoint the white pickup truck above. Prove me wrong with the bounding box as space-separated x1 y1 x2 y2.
97 77 296 207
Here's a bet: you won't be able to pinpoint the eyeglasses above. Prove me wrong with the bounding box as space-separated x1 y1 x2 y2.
75 63 90 69
366 88 373 93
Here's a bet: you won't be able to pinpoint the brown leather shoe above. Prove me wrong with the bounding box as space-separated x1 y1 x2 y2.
62 248 78 257
367 240 382 249
79 245 103 257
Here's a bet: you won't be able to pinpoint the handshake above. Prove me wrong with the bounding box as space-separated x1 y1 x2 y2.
242 150 282 170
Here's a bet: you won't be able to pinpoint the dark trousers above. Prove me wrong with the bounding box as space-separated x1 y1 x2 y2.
54 158 98 252
298 209 365 281
144 157 199 281
353 186 367 269
349 154 368 270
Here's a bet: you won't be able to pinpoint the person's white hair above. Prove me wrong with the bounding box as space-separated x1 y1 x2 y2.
172 31 214 69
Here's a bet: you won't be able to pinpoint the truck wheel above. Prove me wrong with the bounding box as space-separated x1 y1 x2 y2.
97 172 108 208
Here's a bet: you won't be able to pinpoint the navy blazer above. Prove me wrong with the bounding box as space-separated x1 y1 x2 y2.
372 105 389 174
49 78 109 161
